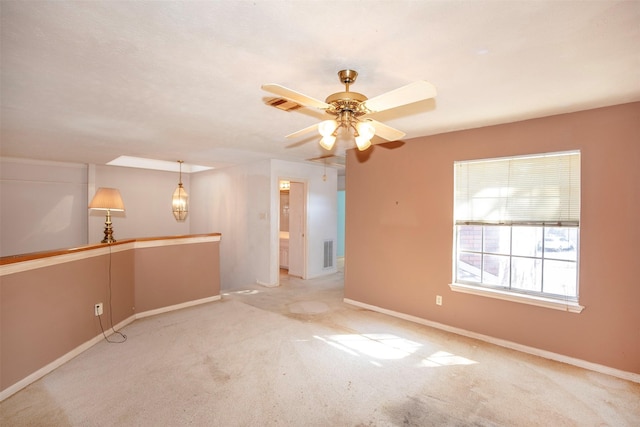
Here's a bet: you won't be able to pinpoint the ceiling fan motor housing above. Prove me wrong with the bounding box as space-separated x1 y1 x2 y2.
325 92 368 117
338 69 358 85
326 69 370 116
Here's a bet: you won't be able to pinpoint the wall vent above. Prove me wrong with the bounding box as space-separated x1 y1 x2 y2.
323 240 334 269
266 97 303 112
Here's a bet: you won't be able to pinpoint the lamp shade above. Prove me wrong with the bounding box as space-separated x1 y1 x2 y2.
89 188 125 211
89 187 125 243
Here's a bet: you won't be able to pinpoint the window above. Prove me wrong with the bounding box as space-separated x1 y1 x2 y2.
452 151 582 312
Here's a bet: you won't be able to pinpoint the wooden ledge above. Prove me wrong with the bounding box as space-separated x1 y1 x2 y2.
0 233 222 266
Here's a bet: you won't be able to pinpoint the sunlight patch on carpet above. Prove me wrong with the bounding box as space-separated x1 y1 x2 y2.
315 333 421 360
420 351 478 367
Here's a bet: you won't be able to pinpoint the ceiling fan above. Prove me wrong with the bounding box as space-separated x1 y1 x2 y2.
262 70 436 151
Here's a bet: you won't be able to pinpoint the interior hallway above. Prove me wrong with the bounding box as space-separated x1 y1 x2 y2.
1 264 639 426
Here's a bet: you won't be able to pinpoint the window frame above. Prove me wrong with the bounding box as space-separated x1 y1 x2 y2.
450 151 583 313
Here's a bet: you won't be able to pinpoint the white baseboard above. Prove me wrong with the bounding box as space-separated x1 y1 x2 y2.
135 295 221 319
0 314 136 402
343 298 640 384
1 295 221 402
256 280 279 287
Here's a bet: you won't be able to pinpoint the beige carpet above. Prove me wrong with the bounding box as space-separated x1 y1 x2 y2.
2 268 639 426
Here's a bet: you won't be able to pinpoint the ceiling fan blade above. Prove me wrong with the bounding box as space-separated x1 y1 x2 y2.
285 138 314 148
285 122 319 139
364 81 437 113
261 84 330 110
366 119 406 141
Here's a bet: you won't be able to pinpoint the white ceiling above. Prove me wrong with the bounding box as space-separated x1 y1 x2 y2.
1 1 639 171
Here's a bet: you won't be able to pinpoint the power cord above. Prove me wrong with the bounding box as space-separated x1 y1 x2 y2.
98 312 126 343
98 242 127 343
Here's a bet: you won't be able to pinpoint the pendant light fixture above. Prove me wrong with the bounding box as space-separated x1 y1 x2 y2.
172 160 189 222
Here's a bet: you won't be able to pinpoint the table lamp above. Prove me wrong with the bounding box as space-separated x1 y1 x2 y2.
89 187 125 243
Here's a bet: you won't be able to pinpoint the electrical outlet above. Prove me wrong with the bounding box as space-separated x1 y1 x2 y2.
436 295 443 306
94 303 103 316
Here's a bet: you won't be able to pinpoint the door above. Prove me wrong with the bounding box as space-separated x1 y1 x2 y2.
288 181 305 278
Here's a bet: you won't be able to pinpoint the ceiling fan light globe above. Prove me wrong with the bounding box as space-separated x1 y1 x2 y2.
319 135 337 150
355 121 375 150
318 120 338 137
355 135 372 151
356 121 376 139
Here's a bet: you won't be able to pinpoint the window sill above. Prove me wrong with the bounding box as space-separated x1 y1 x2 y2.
449 282 584 313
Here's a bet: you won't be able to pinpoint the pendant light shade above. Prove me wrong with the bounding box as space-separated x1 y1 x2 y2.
172 161 189 222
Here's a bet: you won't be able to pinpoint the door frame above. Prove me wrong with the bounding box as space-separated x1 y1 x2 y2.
277 177 307 280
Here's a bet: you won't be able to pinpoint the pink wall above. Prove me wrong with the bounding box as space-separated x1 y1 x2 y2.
135 241 221 312
345 102 640 374
1 235 221 394
1 250 135 390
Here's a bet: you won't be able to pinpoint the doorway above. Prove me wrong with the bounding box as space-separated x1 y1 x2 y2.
279 179 306 278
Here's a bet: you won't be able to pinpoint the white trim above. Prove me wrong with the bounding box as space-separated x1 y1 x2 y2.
134 235 220 249
0 236 221 276
106 156 213 173
0 314 136 402
0 243 134 276
343 298 638 384
256 280 279 288
449 282 584 313
135 295 221 319
0 295 221 401
453 149 580 166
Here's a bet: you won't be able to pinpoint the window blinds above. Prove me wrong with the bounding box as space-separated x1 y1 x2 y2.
454 151 580 226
